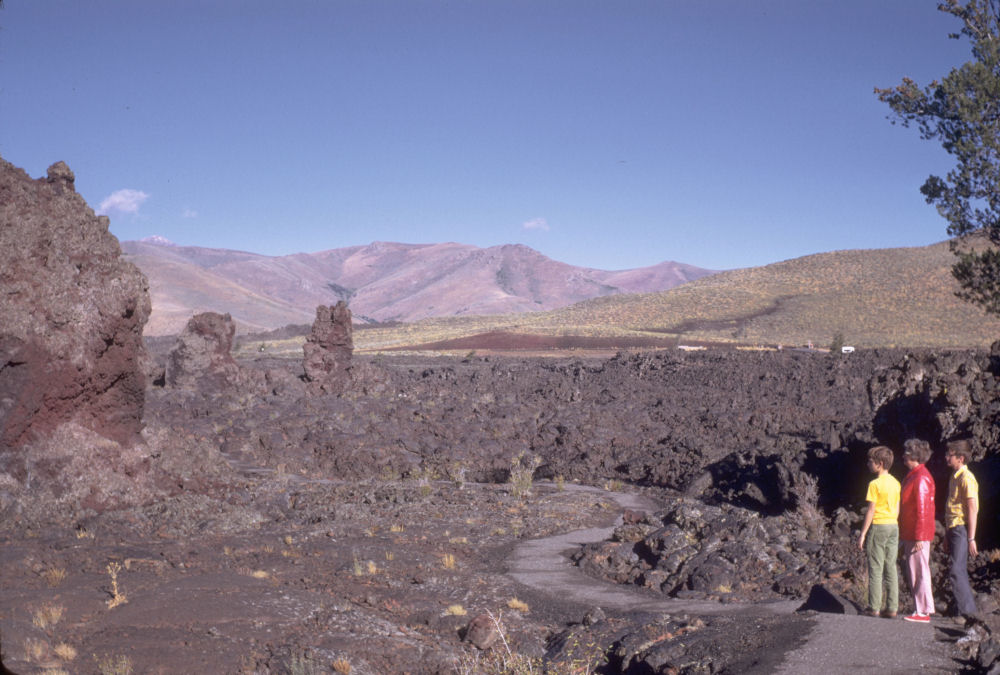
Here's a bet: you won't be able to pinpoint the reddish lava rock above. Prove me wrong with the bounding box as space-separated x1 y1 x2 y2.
0 157 150 468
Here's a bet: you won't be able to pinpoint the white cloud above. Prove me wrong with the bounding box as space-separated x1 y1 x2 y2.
97 189 149 216
182 208 198 219
522 217 549 231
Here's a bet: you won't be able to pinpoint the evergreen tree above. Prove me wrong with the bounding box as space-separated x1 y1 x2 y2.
829 332 845 354
877 0 1000 314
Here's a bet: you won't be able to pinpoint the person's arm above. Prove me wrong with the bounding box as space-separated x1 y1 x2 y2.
859 501 875 550
916 473 934 550
967 496 979 556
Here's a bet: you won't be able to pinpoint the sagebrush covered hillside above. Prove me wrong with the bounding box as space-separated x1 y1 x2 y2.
342 241 1000 352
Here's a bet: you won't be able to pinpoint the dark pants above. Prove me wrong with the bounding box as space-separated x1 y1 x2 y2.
947 525 977 616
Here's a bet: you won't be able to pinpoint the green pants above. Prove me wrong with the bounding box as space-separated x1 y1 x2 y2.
866 523 899 613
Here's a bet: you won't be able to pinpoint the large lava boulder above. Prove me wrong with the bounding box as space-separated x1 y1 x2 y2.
303 302 353 392
869 349 989 453
0 157 150 478
165 312 240 389
572 494 860 603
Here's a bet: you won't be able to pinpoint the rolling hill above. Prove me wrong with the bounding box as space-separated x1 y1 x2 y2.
121 239 714 336
337 240 1000 352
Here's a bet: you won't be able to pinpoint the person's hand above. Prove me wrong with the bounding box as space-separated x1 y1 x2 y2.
970 539 978 557
915 540 926 552
858 533 865 550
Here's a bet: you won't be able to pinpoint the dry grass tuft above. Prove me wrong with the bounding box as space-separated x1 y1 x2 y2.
42 566 67 587
603 479 624 492
32 603 65 629
24 638 50 662
506 598 530 613
54 643 78 661
288 650 325 675
94 652 134 675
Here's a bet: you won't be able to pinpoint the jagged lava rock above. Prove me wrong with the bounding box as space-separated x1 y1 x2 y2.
303 301 353 391
0 157 150 472
870 346 998 456
165 311 240 388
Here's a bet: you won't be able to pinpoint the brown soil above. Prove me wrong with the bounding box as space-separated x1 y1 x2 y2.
0 464 820 675
0 471 628 674
388 330 680 353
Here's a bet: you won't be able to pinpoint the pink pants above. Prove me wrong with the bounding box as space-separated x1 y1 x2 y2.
902 540 934 615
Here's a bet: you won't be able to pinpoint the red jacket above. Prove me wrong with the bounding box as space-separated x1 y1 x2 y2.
899 463 935 541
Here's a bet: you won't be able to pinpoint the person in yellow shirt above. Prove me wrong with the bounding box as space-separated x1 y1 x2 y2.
858 445 901 618
944 438 979 622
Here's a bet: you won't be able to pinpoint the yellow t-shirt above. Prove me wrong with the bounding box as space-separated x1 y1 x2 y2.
866 472 901 525
946 464 979 529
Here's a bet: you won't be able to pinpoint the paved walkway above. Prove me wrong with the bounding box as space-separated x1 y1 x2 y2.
507 485 959 674
223 457 962 673
774 612 959 674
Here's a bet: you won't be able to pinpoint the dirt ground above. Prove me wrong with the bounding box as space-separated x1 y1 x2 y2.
3 468 831 675
0 469 622 673
0 469 815 675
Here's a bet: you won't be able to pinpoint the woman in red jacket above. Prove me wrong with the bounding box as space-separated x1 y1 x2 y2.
899 438 936 623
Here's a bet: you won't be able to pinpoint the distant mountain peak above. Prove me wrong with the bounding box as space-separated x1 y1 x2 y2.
120 239 716 335
139 235 176 246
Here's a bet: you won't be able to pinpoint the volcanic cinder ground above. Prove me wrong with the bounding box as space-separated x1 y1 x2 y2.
2 343 999 674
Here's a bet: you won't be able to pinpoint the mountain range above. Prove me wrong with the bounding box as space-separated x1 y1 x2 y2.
327 239 1000 351
121 238 714 336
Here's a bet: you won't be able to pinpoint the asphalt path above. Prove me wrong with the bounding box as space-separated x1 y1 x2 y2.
507 484 961 674
774 612 960 674
223 457 963 673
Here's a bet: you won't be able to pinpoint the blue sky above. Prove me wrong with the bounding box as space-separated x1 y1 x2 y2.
0 1 974 271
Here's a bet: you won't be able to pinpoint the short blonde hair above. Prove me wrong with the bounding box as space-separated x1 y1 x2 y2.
867 445 894 470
